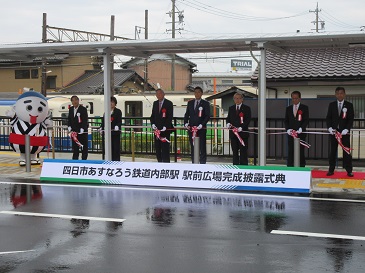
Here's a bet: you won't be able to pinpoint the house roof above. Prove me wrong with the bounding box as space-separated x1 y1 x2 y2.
252 47 365 80
205 86 258 100
121 54 197 68
60 69 149 94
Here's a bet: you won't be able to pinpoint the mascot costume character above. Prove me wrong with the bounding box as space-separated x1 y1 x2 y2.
7 91 51 166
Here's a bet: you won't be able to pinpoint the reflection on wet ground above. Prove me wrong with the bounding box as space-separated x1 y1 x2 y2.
1 183 365 272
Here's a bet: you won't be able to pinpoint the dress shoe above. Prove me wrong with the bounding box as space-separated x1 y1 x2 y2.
347 172 354 177
326 171 334 176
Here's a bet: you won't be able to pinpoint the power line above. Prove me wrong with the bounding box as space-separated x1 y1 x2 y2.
178 0 308 21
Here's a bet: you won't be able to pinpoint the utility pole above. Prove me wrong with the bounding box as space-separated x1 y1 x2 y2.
171 0 176 91
41 13 47 96
144 10 149 92
134 10 149 91
309 2 325 32
110 15 115 95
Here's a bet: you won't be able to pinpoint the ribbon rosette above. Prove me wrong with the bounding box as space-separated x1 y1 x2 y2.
297 110 303 121
111 116 114 122
239 112 244 123
77 113 81 123
161 108 166 118
342 107 347 119
198 106 203 117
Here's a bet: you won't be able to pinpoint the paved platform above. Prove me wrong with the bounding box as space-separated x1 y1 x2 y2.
1 151 365 196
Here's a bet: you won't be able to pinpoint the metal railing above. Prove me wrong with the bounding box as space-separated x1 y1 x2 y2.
1 116 365 163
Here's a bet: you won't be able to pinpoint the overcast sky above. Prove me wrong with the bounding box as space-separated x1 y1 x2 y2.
1 0 364 73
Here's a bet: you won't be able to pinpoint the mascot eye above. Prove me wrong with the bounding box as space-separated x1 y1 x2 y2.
38 107 43 112
26 105 33 111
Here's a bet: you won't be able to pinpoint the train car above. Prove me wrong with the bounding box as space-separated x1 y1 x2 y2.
0 93 223 119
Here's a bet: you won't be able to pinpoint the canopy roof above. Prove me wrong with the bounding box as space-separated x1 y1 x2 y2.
1 31 365 60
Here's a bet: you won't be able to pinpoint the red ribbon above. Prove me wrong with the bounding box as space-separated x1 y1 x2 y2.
70 131 83 148
9 133 48 146
191 126 199 145
161 108 166 118
289 130 311 149
335 131 352 154
232 127 245 147
153 129 170 143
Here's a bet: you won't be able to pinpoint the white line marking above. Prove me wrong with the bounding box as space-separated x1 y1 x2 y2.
0 211 125 223
0 249 35 255
1 181 365 203
271 230 365 241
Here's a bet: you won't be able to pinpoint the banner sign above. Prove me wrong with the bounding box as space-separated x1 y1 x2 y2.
40 159 311 194
231 59 253 71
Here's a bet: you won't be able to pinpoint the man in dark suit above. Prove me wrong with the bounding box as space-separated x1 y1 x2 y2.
67 95 89 160
184 86 210 164
150 89 173 163
226 93 251 165
326 87 354 177
284 90 309 167
100 96 122 161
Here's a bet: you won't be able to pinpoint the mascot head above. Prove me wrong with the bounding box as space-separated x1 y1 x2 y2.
15 91 49 124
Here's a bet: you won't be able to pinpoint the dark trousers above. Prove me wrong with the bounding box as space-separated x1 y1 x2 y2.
72 133 88 160
189 130 207 164
287 136 306 167
230 137 248 165
111 133 121 161
329 134 352 172
155 136 171 163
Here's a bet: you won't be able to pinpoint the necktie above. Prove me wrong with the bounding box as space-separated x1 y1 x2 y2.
236 105 239 115
294 105 298 116
159 101 162 112
195 100 199 111
338 102 342 116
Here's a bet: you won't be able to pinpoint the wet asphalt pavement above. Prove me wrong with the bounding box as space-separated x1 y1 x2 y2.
1 182 365 273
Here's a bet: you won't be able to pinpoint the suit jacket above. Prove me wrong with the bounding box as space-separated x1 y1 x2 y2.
101 107 122 135
226 104 251 139
150 99 173 137
67 105 88 132
326 100 354 131
183 99 210 127
284 103 309 135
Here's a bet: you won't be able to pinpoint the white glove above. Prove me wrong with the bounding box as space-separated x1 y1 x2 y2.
68 126 72 132
341 129 348 135
287 129 293 135
197 124 203 130
328 127 334 135
80 128 84 134
297 127 302 134
114 126 119 131
161 126 166 131
152 124 157 130
237 127 242 132
184 123 189 128
226 123 231 129
98 127 103 135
